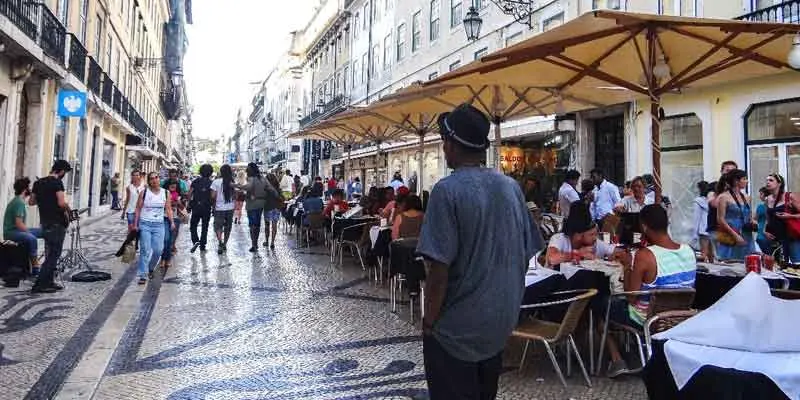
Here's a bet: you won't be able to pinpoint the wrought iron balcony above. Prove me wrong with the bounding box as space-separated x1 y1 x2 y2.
161 86 180 120
269 151 287 165
113 85 122 113
39 5 65 64
0 0 38 40
87 57 102 94
101 73 113 105
736 0 800 23
299 94 349 129
67 33 87 80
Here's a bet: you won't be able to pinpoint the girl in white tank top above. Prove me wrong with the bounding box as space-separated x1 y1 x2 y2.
140 187 167 222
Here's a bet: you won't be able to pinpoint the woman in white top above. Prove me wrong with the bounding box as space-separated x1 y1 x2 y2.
211 164 237 254
546 202 621 267
615 176 652 214
122 170 144 231
134 172 174 284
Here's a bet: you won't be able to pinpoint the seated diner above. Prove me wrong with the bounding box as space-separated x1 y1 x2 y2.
391 194 424 240
323 189 350 218
604 204 697 377
545 202 619 267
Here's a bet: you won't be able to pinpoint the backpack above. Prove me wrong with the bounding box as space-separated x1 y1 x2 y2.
191 178 213 210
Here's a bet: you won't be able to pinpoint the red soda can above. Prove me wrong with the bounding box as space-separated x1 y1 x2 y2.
745 254 762 274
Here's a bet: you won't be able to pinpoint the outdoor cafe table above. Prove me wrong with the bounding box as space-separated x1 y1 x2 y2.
644 339 789 400
693 262 790 309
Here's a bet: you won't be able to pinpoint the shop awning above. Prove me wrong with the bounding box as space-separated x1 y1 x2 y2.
425 10 800 190
126 145 158 158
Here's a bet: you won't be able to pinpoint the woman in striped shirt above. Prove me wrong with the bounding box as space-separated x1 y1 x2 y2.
604 204 696 378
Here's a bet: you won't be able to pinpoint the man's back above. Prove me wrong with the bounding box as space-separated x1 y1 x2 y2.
33 177 66 227
417 167 542 362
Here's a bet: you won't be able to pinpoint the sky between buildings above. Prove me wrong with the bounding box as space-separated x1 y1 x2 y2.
185 0 315 140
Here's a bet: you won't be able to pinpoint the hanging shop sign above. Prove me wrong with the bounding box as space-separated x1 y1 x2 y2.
57 90 87 117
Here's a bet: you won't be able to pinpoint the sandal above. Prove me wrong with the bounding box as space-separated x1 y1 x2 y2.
138 278 147 285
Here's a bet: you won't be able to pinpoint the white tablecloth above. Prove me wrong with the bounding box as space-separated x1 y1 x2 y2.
369 226 390 248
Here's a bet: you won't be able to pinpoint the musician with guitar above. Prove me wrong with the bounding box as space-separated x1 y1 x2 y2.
28 160 73 294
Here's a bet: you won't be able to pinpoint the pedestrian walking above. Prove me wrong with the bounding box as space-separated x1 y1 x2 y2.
161 180 185 270
280 169 294 199
211 164 236 254
558 169 581 218
239 162 268 253
110 173 121 210
263 173 285 249
133 172 174 284
416 104 543 400
189 164 214 253
122 170 144 230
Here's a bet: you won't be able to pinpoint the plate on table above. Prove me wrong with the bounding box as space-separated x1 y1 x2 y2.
781 268 800 278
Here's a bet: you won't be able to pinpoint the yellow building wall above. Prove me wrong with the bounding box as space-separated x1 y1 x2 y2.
633 72 800 181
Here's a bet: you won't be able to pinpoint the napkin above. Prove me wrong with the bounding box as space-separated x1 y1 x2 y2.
654 273 800 352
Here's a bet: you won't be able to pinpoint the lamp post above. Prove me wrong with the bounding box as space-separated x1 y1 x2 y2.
463 5 483 41
789 33 800 70
316 98 325 114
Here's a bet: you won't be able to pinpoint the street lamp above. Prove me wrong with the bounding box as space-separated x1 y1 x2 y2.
789 33 800 70
463 6 482 41
316 98 325 114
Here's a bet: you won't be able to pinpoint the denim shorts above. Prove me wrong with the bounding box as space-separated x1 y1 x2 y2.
264 209 281 222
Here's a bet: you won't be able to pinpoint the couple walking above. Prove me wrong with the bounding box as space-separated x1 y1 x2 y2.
188 163 284 255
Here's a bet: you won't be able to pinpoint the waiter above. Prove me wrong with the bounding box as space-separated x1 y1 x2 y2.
29 160 72 293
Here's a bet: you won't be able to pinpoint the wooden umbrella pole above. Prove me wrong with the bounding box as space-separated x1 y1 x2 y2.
418 130 425 192
493 117 502 170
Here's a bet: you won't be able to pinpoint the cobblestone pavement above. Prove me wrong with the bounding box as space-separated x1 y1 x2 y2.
2 214 648 399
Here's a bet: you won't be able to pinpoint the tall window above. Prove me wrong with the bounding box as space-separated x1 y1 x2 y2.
373 0 380 22
661 113 704 244
79 0 88 43
396 24 406 61
383 35 392 70
430 0 440 42
745 99 800 200
543 12 564 31
449 60 461 71
54 118 68 162
593 0 624 9
450 0 462 27
505 30 522 46
363 3 369 30
428 71 439 80
659 0 697 16
361 53 368 83
106 35 113 72
94 16 103 60
372 44 380 76
57 0 69 26
412 11 421 52
354 13 360 39
474 47 488 60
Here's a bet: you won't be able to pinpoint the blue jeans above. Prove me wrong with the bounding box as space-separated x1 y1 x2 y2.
247 208 264 227
162 218 181 262
5 228 42 257
138 220 165 278
785 240 800 264
127 212 136 226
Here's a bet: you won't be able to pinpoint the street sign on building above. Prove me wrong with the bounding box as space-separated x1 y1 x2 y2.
57 90 87 117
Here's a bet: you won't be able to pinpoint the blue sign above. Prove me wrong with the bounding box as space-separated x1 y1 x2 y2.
57 90 87 117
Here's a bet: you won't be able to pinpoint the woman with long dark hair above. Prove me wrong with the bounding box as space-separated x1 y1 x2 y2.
715 169 756 260
764 173 800 263
211 164 236 254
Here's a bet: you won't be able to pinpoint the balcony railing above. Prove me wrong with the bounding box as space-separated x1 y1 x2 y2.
299 94 349 129
67 33 87 81
112 85 122 113
0 0 38 40
101 73 113 105
269 151 287 165
735 1 800 23
39 5 65 64
87 57 102 94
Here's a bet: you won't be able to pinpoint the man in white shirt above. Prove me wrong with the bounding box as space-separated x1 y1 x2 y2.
590 168 621 227
280 169 293 199
300 170 310 190
558 169 581 218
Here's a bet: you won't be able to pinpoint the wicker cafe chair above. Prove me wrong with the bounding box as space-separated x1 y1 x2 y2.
771 288 800 300
513 288 598 388
597 288 695 374
643 309 699 357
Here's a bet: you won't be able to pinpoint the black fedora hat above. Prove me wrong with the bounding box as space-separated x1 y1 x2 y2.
437 103 490 150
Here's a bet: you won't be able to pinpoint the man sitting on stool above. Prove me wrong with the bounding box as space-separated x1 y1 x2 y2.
29 160 72 294
3 177 42 275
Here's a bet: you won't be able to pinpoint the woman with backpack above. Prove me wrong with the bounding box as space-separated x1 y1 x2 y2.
263 173 285 250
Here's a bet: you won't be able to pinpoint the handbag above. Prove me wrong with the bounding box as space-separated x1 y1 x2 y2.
785 193 800 239
716 230 739 246
121 242 136 264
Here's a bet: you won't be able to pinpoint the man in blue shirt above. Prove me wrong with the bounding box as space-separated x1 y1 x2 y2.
590 168 621 227
417 104 543 399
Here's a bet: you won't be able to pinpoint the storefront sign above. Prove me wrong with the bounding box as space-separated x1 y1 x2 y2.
57 90 87 117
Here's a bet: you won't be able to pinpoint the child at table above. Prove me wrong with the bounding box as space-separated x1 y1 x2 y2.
545 202 621 267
